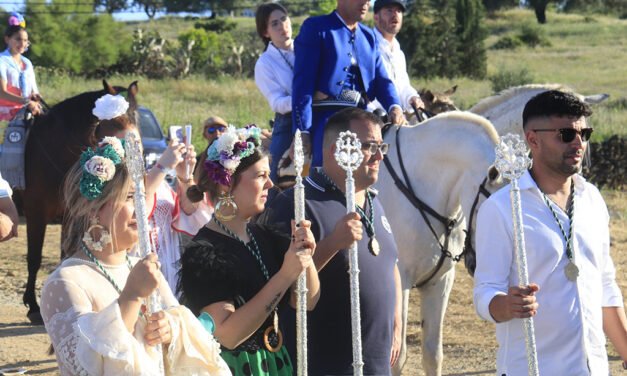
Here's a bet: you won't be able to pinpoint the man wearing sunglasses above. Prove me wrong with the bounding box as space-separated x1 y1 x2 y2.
474 90 627 375
261 108 402 375
202 116 228 146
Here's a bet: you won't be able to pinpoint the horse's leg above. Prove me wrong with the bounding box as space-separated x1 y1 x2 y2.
392 287 410 376
23 208 46 325
419 268 455 376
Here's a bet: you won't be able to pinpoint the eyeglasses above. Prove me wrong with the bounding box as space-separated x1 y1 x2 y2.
361 142 389 155
205 125 226 134
532 128 593 143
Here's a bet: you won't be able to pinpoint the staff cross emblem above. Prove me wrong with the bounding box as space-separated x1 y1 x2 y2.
334 131 363 172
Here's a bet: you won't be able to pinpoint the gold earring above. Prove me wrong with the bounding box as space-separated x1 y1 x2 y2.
82 216 112 252
214 192 238 221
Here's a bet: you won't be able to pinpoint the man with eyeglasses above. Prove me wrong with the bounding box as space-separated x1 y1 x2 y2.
473 90 627 375
260 108 402 375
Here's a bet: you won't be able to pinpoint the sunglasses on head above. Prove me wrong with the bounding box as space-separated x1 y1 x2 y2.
206 125 226 134
532 127 593 143
361 142 389 155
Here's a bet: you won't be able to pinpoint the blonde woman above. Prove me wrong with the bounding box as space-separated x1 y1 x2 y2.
40 132 231 375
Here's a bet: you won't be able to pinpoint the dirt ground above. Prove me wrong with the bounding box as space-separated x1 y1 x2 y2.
0 191 625 375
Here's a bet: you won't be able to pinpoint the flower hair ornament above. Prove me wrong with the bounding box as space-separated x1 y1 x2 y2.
79 137 126 201
92 94 129 121
8 12 26 28
204 124 262 186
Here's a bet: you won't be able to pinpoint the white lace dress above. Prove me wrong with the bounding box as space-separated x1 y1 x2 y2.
40 257 231 376
150 183 212 294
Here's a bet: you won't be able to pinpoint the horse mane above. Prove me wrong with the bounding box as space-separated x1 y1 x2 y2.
469 83 572 114
431 111 500 145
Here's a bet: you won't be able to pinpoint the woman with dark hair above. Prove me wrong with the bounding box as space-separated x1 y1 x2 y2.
254 3 296 184
0 12 41 120
180 125 320 376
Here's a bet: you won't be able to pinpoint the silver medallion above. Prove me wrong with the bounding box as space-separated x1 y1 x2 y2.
565 261 579 281
369 237 380 256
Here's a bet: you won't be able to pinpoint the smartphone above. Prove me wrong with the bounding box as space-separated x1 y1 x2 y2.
169 125 184 143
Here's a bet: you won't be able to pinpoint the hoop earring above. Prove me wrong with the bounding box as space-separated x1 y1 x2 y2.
82 216 112 252
214 192 238 222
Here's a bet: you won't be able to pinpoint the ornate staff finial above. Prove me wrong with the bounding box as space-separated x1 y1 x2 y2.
494 133 539 376
334 131 363 173
495 133 531 181
334 130 364 376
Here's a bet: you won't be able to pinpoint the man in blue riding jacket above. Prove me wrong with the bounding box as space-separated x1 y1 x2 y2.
292 0 403 168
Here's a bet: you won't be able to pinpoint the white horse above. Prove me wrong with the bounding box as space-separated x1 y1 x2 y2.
375 112 504 376
470 83 609 137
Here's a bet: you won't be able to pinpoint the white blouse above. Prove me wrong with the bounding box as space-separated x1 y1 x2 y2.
254 42 294 114
41 257 231 376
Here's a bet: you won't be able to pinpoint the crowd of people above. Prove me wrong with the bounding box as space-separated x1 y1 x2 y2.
1 1 627 375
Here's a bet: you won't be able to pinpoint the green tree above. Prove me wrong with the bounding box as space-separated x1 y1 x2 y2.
133 0 164 18
25 0 130 74
399 0 461 78
455 0 487 78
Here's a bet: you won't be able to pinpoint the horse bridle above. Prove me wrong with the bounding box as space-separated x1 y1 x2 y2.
462 176 492 276
381 123 491 288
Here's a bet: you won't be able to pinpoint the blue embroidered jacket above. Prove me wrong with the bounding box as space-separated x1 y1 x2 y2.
292 12 400 133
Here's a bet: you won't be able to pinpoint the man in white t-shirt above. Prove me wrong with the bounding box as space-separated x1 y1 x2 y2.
0 171 18 241
369 0 424 117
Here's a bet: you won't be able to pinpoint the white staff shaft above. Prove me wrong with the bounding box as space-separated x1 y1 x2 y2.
345 174 364 376
510 180 539 376
126 133 165 376
294 172 308 376
184 125 192 179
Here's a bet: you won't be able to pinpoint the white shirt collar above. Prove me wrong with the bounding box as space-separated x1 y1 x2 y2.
519 169 588 194
373 27 400 52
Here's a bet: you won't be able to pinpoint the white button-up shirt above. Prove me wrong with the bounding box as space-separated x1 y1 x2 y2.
254 42 294 115
473 170 623 376
0 171 12 198
368 28 419 113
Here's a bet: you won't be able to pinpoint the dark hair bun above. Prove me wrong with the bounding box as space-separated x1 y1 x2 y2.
187 185 204 203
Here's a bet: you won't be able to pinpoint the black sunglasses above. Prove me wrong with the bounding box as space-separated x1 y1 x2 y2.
533 127 593 143
206 125 226 134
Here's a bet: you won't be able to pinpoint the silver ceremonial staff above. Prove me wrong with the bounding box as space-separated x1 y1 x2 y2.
494 133 539 376
125 132 165 376
334 131 365 376
293 130 308 376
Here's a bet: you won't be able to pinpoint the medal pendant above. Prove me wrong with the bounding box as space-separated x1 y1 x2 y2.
369 237 380 256
565 261 579 281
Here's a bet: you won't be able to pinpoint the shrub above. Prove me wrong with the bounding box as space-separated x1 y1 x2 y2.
518 24 552 47
491 35 524 49
489 67 534 93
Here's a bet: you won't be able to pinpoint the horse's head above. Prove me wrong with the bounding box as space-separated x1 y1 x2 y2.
95 80 139 140
419 85 459 114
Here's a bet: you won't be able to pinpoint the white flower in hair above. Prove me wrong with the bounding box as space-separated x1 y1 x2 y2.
221 157 240 172
84 156 116 182
92 94 129 121
214 125 238 156
98 136 125 159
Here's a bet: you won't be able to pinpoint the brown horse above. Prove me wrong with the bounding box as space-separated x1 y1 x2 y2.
17 80 138 324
